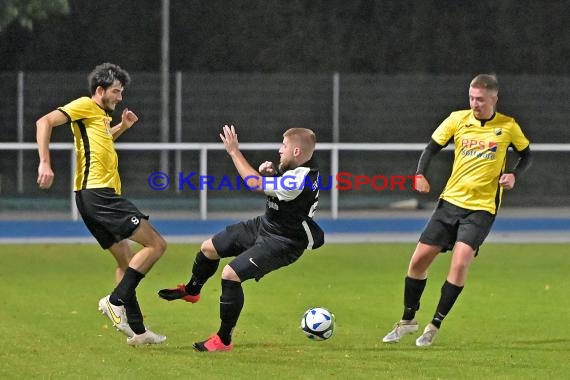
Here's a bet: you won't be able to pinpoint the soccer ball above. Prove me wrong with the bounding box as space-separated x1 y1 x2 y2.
300 307 335 341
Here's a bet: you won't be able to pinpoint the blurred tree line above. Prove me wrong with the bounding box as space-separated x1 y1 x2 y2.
0 0 568 74
0 0 69 32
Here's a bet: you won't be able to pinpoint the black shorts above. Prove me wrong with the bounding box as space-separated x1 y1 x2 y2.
75 188 148 249
212 216 305 282
419 199 495 253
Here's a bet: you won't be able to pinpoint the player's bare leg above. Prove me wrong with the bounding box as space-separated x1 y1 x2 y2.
102 219 167 344
109 240 134 284
127 219 167 274
446 242 476 286
416 242 476 346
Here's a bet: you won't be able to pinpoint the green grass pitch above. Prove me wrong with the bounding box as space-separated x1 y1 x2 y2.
1 243 569 379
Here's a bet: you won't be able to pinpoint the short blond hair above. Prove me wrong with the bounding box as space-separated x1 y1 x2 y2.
470 74 499 93
283 128 316 153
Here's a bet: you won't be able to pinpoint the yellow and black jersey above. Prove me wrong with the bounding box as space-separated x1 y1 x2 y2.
58 97 121 194
432 110 530 214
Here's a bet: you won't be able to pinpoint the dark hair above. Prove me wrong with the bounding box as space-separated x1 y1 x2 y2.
88 63 131 95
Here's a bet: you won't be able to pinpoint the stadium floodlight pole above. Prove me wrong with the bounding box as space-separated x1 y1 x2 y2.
160 0 170 176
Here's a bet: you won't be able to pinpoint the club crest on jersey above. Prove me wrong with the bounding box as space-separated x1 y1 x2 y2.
494 128 502 136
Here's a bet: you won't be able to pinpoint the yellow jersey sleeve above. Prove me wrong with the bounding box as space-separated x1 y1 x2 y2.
59 97 100 121
509 120 530 152
431 111 467 146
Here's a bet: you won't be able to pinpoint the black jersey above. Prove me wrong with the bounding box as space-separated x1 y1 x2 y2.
260 159 324 249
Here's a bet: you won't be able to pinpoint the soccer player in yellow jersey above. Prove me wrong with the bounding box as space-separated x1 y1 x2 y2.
36 63 167 346
382 74 532 347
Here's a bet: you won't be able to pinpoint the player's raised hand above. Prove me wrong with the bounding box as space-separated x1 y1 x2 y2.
259 161 276 176
37 162 54 189
413 174 430 193
220 124 239 155
121 108 139 129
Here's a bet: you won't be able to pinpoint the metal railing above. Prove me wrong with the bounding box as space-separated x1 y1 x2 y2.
2 142 569 220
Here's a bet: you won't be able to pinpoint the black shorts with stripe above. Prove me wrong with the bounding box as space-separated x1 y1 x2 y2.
419 199 495 254
75 188 148 249
212 216 305 282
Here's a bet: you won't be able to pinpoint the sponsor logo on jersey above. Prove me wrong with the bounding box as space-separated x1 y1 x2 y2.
461 139 498 151
460 139 498 160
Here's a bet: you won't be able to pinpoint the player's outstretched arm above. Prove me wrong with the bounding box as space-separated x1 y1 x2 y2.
219 124 264 191
36 110 68 189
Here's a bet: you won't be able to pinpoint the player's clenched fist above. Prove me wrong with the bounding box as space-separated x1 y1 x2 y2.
259 161 276 176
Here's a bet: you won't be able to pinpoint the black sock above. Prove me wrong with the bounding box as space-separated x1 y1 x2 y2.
217 279 244 345
431 280 464 328
185 251 219 295
110 267 145 306
125 292 146 335
402 276 427 321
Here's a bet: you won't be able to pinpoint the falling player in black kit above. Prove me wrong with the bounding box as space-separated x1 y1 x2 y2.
159 125 324 352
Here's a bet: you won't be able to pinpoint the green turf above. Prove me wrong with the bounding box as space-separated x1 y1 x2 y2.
0 243 569 379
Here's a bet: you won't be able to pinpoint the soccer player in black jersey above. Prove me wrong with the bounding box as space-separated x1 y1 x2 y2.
382 74 532 347
159 125 324 351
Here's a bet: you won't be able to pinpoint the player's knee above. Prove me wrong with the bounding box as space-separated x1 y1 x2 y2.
158 236 167 255
221 264 241 282
450 261 470 275
408 257 424 273
200 239 219 259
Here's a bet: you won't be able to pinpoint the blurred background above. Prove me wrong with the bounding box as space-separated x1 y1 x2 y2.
0 0 569 221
